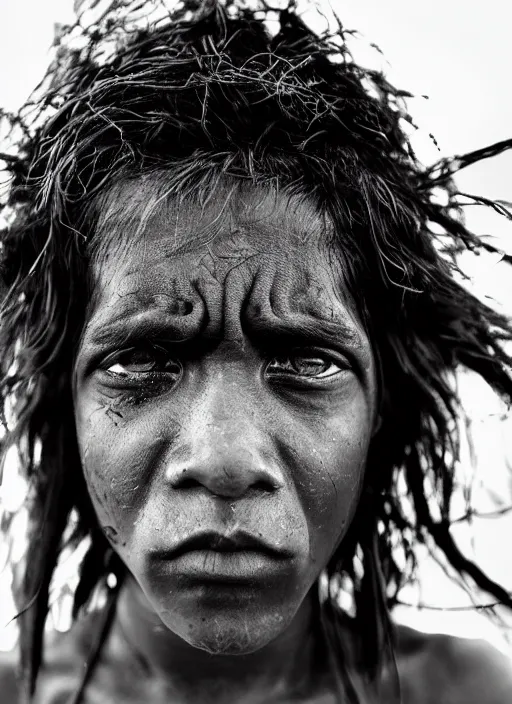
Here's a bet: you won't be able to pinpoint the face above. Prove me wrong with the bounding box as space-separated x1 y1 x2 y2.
73 178 377 655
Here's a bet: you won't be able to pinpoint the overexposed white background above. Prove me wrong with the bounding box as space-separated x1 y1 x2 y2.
0 0 511 655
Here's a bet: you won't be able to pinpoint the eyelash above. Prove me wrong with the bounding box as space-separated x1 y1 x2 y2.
99 345 349 385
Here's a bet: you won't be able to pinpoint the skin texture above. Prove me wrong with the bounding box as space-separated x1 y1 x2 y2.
1 180 511 703
2 621 512 703
71 178 378 701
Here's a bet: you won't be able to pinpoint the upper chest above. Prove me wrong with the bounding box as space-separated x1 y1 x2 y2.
31 659 419 704
29 621 491 704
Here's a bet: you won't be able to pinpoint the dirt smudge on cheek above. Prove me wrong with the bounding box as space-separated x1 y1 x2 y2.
78 389 184 557
82 405 173 546
83 457 121 527
77 404 134 545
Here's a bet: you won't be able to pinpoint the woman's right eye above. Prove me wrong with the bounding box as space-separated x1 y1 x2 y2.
102 347 181 378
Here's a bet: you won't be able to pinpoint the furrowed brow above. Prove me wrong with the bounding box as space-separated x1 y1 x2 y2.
243 314 364 351
84 311 195 348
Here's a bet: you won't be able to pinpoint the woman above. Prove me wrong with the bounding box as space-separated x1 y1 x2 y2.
0 0 511 701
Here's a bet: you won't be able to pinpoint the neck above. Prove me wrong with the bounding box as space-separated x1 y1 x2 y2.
113 575 328 704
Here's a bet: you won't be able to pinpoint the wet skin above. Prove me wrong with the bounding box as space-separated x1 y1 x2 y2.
72 179 378 700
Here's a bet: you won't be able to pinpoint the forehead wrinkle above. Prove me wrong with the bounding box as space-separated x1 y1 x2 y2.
142 179 327 257
85 176 366 353
270 247 357 324
101 204 327 295
89 175 333 305
240 254 365 350
83 290 210 349
145 182 240 258
83 256 213 350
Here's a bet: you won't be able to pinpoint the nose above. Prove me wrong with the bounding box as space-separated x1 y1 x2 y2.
165 381 283 499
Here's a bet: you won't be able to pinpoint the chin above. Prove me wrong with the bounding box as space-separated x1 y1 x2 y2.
160 603 292 656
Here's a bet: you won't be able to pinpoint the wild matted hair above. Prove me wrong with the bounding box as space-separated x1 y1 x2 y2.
1 0 512 701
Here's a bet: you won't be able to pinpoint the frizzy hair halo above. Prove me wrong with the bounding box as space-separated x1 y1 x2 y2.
0 0 512 700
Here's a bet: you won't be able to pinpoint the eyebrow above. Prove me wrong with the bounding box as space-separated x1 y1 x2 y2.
242 313 364 351
85 311 196 348
83 306 365 360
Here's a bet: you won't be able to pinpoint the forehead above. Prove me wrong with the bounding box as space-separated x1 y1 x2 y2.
85 177 367 352
93 177 329 263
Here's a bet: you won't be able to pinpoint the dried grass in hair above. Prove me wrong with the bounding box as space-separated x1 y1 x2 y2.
1 0 511 699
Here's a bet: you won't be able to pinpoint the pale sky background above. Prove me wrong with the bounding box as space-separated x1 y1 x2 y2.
0 0 511 655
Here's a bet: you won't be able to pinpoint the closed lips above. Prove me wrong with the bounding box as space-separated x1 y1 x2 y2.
154 531 293 560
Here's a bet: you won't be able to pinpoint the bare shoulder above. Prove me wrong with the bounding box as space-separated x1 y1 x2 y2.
0 647 21 701
1 608 111 704
32 611 105 704
394 623 512 704
0 626 88 704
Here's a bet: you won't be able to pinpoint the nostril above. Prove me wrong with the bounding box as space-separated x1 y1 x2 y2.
252 479 277 493
168 460 282 496
174 475 203 490
171 472 278 495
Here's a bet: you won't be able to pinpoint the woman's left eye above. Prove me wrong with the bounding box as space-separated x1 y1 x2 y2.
265 352 347 380
103 347 181 377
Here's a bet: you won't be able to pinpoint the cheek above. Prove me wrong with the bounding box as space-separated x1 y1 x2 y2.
74 371 373 574
289 401 371 561
74 393 179 547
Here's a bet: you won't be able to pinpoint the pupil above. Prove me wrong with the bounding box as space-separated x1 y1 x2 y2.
119 350 156 372
117 350 181 374
267 355 329 377
292 357 327 376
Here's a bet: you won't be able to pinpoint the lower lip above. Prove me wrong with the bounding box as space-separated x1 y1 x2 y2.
158 550 289 582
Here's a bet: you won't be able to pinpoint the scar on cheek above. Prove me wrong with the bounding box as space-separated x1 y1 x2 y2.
84 399 125 428
105 405 125 426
